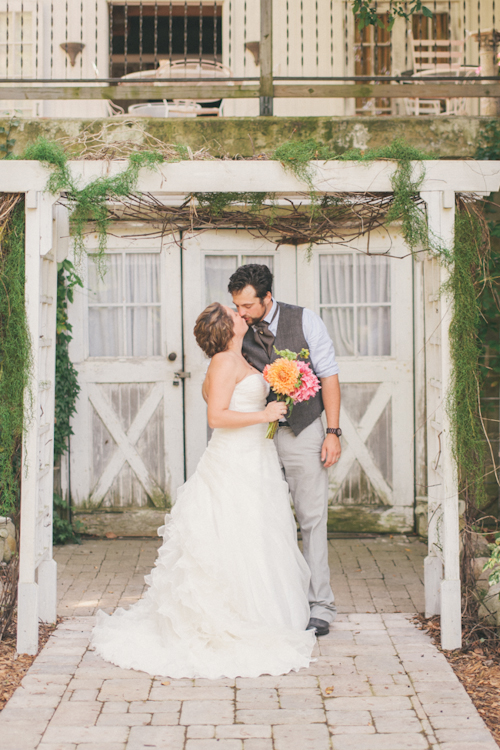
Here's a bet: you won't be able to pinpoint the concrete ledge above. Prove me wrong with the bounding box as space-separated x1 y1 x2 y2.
6 116 492 159
327 506 413 534
74 509 167 538
73 505 412 537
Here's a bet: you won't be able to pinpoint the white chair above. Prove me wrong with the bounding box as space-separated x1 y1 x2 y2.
403 52 477 116
408 31 465 72
402 97 442 116
128 100 202 118
121 60 232 117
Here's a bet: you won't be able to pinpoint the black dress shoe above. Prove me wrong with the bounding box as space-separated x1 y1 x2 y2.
306 617 329 636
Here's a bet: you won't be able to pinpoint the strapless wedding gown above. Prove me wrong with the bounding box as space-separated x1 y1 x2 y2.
91 373 316 679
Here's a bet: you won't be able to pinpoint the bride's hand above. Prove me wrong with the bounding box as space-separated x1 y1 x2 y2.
263 401 288 422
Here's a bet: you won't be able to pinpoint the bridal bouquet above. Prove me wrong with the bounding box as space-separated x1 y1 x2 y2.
263 347 321 439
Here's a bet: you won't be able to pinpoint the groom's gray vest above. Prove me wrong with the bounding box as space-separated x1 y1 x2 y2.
242 302 324 436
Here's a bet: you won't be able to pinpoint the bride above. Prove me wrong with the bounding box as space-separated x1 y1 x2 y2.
91 302 316 679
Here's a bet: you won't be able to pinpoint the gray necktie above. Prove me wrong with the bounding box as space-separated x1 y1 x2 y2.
253 304 279 358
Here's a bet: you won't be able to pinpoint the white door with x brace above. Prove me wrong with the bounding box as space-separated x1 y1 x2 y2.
298 229 414 532
69 227 184 510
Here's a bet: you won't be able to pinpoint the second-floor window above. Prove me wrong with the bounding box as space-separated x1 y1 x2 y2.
110 2 222 78
354 13 391 115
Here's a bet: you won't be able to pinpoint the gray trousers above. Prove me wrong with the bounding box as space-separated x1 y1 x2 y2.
274 417 337 623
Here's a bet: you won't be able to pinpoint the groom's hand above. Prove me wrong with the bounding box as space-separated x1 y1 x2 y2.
321 434 341 468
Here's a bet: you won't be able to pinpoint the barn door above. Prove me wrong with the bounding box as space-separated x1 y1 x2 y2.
69 226 184 512
297 236 414 532
182 230 296 476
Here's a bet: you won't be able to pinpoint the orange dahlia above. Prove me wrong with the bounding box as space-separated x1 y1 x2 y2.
263 358 300 395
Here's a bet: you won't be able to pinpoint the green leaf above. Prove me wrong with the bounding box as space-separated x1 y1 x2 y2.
422 6 433 17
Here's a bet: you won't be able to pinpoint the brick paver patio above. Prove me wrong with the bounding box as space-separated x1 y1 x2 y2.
1 535 497 750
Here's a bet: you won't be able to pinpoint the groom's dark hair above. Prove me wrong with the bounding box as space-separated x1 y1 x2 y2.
228 264 273 302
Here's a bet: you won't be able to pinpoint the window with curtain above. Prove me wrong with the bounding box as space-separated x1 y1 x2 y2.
319 254 391 356
88 252 161 357
204 255 275 307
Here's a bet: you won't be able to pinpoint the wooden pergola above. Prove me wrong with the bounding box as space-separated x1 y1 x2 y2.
6 157 500 654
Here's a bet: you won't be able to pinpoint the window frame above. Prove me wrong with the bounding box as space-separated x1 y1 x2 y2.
316 250 392 359
86 246 164 359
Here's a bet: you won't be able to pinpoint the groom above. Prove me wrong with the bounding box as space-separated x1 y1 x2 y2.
228 264 341 636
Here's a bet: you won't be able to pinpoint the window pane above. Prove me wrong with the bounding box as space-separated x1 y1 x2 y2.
205 255 237 306
319 255 353 305
357 255 390 304
127 307 161 357
321 307 355 357
126 253 160 304
89 308 124 357
358 306 391 356
88 254 123 304
242 255 274 274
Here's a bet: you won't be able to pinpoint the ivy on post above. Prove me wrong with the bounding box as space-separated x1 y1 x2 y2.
259 0 273 116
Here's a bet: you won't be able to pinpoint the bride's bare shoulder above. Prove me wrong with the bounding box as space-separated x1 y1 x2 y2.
209 351 237 371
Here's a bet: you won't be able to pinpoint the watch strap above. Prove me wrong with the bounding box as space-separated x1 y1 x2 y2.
326 427 342 437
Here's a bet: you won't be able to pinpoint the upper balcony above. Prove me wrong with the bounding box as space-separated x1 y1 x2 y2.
1 0 499 119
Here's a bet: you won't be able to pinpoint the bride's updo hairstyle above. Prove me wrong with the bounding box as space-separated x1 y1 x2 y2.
194 302 234 357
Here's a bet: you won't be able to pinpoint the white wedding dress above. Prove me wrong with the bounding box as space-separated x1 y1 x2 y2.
91 373 316 679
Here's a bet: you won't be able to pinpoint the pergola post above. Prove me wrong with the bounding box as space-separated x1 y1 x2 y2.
17 190 59 655
421 189 461 650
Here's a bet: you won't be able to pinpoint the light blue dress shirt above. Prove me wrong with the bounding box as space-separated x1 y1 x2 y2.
261 299 339 379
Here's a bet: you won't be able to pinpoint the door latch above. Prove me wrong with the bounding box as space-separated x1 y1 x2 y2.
173 371 191 386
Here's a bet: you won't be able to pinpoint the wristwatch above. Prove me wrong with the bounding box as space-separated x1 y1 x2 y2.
326 427 342 437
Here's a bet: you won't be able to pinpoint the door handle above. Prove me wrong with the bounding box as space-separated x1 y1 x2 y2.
174 371 191 379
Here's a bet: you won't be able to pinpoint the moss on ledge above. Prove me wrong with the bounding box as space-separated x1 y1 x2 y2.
5 116 492 159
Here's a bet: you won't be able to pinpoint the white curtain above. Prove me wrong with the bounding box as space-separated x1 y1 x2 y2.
89 308 124 357
242 256 274 274
357 255 391 356
319 255 355 357
88 255 123 357
319 254 391 357
126 254 161 356
88 253 161 357
205 256 238 306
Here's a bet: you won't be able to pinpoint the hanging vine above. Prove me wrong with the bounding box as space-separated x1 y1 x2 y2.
54 259 82 461
0 198 32 521
22 138 166 265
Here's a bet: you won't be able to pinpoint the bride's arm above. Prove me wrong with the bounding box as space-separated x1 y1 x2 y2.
206 353 286 429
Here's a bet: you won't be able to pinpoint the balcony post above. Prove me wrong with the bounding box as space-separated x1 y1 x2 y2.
260 0 273 115
470 29 500 116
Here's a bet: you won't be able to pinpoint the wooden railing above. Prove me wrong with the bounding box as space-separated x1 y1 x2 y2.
1 0 499 115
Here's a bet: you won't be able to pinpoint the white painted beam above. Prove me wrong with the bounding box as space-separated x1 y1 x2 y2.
2 160 500 199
